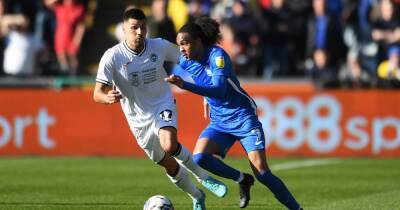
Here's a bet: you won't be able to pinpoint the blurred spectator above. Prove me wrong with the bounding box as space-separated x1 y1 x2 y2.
285 0 311 75
1 14 44 76
357 0 379 77
188 0 211 22
148 0 177 75
339 0 379 87
326 0 343 29
0 0 6 76
167 0 189 32
54 0 86 75
305 0 346 87
307 49 338 88
225 0 262 76
261 0 291 79
34 0 58 75
5 0 37 32
259 0 272 10
210 0 232 22
377 45 400 87
372 0 400 63
148 0 176 43
219 20 243 67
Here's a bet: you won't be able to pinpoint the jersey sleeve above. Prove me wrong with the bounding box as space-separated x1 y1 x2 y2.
96 49 114 86
161 39 180 63
210 48 230 77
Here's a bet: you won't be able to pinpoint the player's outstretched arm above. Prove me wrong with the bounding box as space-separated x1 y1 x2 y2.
165 74 184 88
93 82 122 105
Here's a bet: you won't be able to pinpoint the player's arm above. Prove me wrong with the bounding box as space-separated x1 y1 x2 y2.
165 74 227 99
203 98 209 119
93 82 122 104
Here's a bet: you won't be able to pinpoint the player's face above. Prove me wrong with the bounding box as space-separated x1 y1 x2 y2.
176 32 202 60
123 18 147 52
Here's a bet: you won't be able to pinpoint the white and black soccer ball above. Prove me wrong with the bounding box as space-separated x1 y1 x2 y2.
143 195 174 210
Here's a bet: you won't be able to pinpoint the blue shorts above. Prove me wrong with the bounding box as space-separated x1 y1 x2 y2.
199 119 266 158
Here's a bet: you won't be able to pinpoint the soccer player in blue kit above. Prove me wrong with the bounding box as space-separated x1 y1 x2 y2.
165 17 303 210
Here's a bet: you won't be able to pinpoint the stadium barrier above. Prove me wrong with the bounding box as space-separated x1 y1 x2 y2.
0 85 399 157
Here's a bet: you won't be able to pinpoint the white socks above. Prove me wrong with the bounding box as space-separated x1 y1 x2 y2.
167 165 202 199
174 145 209 182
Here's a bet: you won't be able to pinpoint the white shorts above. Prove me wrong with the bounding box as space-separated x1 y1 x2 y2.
131 104 178 163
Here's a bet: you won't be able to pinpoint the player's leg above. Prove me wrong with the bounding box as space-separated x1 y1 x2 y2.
56 51 69 72
241 126 302 210
157 107 210 182
54 34 69 72
192 127 254 208
67 40 80 75
247 150 302 210
159 126 227 198
157 154 206 210
159 126 209 181
192 136 243 181
133 122 205 210
67 54 78 75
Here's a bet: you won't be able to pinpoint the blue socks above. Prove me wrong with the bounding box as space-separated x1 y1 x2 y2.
256 170 300 210
193 153 301 210
193 153 241 181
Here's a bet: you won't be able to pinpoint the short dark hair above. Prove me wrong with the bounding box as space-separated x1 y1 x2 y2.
123 8 146 21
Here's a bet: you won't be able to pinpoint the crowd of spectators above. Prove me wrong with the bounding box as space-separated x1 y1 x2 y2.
162 0 400 88
195 0 400 88
0 0 399 89
0 0 94 77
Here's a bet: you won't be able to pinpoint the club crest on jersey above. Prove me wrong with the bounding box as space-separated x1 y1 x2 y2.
160 110 173 122
150 53 158 62
129 72 140 87
215 56 225 68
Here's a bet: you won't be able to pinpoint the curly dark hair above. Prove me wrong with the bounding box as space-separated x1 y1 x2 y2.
178 16 221 46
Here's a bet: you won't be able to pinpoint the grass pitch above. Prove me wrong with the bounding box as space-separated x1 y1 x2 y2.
0 157 399 210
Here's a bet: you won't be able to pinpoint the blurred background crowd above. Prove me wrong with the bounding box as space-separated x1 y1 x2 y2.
0 0 399 88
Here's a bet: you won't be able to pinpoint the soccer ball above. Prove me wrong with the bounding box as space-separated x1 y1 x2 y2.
143 195 174 210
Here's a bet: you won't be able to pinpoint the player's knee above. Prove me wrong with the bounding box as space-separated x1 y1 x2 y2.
255 170 270 183
192 153 208 168
160 140 178 155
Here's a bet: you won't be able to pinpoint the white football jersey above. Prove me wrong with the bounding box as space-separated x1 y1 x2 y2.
96 38 180 128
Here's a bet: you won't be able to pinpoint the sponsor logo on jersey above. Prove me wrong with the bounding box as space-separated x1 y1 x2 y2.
129 72 140 87
160 110 173 122
215 56 225 68
150 53 158 62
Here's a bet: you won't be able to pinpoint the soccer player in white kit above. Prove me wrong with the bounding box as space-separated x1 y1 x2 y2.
93 8 226 210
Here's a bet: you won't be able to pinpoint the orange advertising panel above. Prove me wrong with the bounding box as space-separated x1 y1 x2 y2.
0 87 399 157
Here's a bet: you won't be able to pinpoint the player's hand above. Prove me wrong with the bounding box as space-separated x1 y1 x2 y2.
165 74 184 88
106 90 122 104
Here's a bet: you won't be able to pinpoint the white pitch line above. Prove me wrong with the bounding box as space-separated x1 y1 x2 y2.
271 158 341 171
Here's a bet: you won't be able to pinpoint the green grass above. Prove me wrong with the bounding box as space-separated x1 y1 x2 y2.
0 157 399 209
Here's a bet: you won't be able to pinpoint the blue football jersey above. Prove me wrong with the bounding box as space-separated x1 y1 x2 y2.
179 45 258 133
